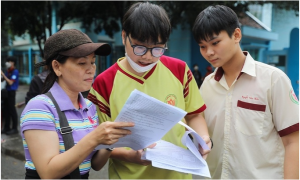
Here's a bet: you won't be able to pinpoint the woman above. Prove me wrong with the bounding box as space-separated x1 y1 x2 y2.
20 29 134 179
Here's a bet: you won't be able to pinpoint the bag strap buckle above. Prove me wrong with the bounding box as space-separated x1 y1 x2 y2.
60 126 73 135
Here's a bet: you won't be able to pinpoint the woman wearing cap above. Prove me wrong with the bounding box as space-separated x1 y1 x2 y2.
20 29 134 179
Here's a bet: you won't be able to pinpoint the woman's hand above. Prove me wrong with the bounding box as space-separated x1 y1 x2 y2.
93 121 134 145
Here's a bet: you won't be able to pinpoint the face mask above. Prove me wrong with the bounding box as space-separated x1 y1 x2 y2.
5 62 11 69
194 66 199 71
125 53 159 73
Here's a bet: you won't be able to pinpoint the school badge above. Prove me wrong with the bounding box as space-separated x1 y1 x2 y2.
289 88 299 105
165 94 177 106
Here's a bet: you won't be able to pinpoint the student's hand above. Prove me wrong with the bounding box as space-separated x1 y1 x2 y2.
129 143 156 166
199 135 211 160
1 71 4 76
93 121 134 145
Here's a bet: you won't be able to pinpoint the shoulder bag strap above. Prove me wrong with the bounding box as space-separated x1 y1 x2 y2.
45 92 81 179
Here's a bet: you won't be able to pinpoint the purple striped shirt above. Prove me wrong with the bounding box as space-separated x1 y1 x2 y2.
20 82 98 175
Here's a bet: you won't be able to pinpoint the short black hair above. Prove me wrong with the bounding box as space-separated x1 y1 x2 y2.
192 5 240 43
6 56 17 64
122 2 171 44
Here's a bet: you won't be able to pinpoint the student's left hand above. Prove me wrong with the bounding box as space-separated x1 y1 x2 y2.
129 143 156 166
198 135 211 160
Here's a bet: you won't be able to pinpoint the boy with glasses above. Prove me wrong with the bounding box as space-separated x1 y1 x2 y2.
192 5 299 179
88 2 211 179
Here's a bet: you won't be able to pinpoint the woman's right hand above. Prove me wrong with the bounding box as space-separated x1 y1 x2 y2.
92 121 134 145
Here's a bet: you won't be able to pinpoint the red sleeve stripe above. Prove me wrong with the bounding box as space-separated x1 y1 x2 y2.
278 123 299 137
184 70 193 98
187 70 193 81
187 104 207 115
87 93 111 117
184 85 189 98
87 93 110 113
99 107 111 118
88 94 110 115
87 93 97 105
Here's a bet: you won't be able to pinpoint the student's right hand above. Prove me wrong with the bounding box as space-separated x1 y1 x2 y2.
93 121 134 145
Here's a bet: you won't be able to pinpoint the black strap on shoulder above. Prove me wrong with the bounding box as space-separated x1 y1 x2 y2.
45 91 81 179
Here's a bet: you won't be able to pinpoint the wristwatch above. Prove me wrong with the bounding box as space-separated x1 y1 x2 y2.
106 148 114 151
210 138 213 149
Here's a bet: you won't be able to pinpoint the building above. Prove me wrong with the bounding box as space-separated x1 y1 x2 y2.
1 3 299 96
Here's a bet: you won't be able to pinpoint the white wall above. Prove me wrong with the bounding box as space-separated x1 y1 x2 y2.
270 8 299 50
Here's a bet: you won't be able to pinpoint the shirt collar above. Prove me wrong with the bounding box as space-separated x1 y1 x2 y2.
240 51 256 77
49 82 87 111
213 51 256 82
7 67 15 73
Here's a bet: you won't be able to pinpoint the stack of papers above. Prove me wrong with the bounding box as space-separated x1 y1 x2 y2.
96 89 187 150
141 121 211 178
95 89 211 178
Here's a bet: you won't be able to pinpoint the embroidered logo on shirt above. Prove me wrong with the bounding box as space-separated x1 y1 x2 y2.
165 94 177 106
88 116 97 128
289 88 299 105
242 95 259 101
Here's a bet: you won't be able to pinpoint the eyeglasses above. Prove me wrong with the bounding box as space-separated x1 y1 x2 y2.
127 35 167 58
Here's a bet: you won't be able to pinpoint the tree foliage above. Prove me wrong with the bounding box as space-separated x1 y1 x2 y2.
1 1 298 57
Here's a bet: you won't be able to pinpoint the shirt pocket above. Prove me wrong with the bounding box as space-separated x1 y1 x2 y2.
234 100 266 136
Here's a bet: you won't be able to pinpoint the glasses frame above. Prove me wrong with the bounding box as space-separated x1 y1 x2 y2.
127 35 168 58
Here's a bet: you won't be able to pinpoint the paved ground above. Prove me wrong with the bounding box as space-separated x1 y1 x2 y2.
1 84 204 179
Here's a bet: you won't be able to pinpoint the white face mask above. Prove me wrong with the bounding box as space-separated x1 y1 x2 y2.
125 53 159 73
5 62 11 69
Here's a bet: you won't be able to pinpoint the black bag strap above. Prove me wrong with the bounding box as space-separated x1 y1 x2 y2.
45 91 81 179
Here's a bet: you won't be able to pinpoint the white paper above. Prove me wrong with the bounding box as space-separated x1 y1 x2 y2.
96 89 187 150
178 121 210 150
141 121 212 178
152 161 209 177
142 140 203 169
142 140 211 178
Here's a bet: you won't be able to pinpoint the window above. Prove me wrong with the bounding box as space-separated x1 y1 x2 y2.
244 49 259 60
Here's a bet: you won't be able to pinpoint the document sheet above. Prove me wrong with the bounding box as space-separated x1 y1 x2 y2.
141 122 211 178
96 89 187 150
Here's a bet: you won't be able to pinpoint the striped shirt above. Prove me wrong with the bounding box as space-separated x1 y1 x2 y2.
20 82 98 175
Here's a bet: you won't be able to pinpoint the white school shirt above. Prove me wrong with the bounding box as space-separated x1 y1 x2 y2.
200 52 299 179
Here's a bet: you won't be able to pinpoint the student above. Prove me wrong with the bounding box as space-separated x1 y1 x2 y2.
20 29 134 179
16 68 49 108
192 64 202 88
192 5 299 179
88 2 211 179
1 56 19 135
